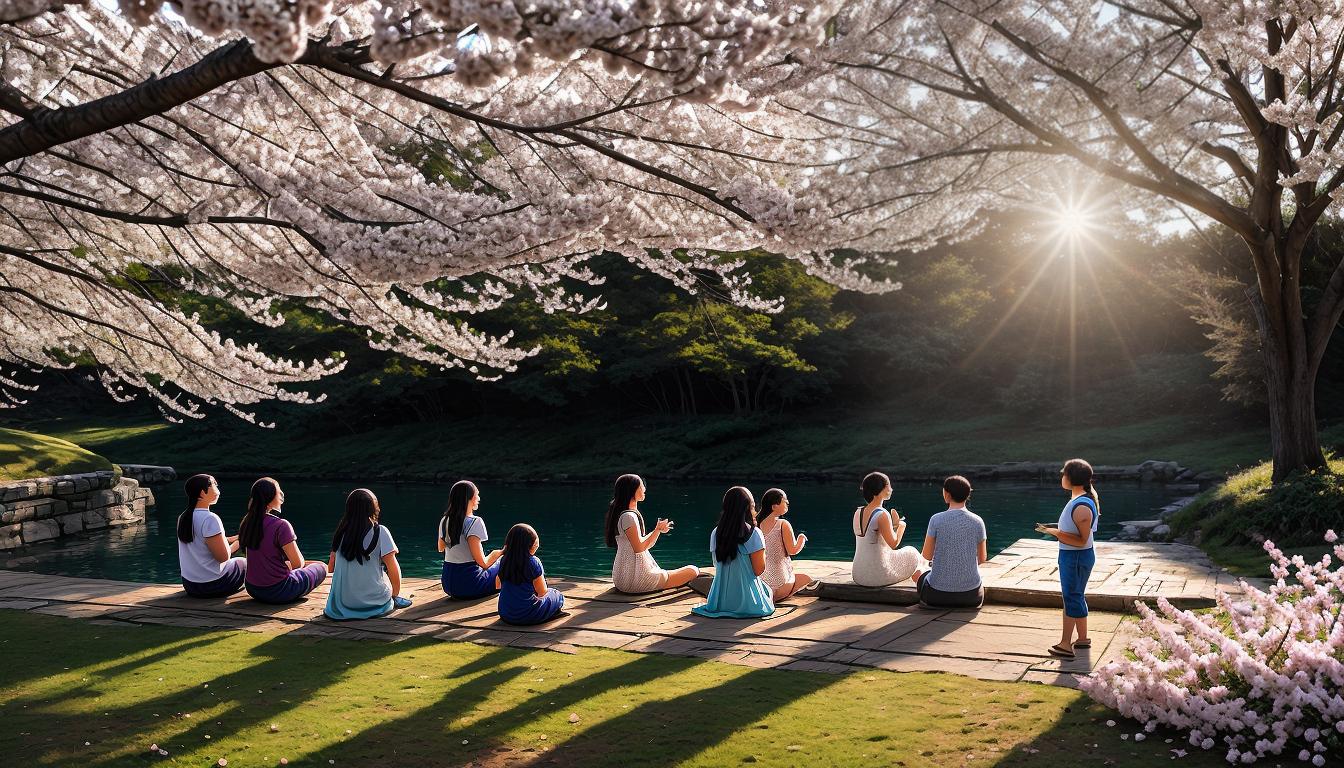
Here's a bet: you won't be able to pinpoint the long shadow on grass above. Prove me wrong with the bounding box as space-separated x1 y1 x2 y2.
0 633 229 711
17 630 430 768
516 663 841 768
331 649 702 764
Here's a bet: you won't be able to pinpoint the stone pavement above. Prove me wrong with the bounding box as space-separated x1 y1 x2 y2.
0 539 1255 690
0 568 1133 690
809 537 1260 611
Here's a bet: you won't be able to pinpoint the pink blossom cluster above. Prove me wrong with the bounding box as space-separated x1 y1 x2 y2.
1082 532 1344 765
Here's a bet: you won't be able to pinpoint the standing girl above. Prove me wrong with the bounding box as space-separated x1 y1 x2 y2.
692 486 774 619
239 477 328 604
605 474 699 594
177 474 246 598
757 488 813 602
495 523 565 625
438 480 503 599
325 488 412 620
851 471 923 587
1037 459 1100 658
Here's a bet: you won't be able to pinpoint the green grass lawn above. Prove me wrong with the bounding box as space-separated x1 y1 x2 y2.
12 406 1335 481
1169 456 1344 578
0 611 1218 768
0 426 114 481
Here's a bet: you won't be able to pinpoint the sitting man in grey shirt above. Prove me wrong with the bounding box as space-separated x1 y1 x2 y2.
912 475 987 608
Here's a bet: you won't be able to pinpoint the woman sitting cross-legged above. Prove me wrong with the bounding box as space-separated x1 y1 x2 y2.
438 480 503 599
851 471 924 587
605 473 699 594
177 473 247 598
757 488 813 602
240 477 329 605
324 488 412 620
692 486 774 619
495 523 565 626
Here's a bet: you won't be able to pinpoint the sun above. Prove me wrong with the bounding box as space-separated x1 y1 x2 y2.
1052 201 1096 241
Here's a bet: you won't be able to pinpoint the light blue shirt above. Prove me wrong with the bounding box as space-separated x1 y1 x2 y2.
925 507 986 592
332 525 398 608
1057 497 1098 551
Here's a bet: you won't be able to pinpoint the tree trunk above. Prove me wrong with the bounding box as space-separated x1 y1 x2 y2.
1246 283 1329 482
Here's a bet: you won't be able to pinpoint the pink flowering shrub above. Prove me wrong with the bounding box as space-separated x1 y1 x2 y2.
1082 532 1344 765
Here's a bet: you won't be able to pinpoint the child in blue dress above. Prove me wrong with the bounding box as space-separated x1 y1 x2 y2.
495 523 565 625
692 486 775 619
324 488 413 620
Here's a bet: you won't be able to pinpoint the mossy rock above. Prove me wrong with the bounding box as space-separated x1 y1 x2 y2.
0 427 115 481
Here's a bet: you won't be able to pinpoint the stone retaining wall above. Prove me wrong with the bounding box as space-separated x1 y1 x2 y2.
0 465 174 550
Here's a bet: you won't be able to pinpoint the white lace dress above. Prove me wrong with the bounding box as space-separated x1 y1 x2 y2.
852 507 923 587
612 510 668 593
760 522 795 592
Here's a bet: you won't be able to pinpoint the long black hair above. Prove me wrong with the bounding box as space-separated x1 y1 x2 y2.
332 488 381 564
713 486 756 564
605 473 644 548
237 477 281 552
176 473 216 544
1062 458 1100 511
440 480 478 547
758 488 786 523
498 523 539 584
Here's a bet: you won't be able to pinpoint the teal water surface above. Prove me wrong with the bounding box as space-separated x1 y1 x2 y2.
4 479 1179 583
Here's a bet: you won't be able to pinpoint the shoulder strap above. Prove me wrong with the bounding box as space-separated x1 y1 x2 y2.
859 507 886 536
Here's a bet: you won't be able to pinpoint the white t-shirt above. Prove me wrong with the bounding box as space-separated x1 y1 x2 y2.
442 515 488 564
178 508 228 583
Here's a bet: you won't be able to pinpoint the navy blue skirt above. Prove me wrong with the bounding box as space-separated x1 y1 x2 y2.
441 560 500 599
183 557 247 598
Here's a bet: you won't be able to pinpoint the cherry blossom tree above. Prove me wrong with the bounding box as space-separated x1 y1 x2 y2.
783 0 1344 481
0 0 886 424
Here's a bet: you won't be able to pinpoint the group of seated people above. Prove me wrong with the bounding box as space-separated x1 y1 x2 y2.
175 469 992 626
618 471 988 620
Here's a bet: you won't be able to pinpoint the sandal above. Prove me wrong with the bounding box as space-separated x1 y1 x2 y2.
1048 643 1075 658
1073 638 1091 649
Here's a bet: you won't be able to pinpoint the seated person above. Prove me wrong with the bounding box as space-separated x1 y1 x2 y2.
912 475 986 608
495 524 565 625
177 474 246 598
325 488 412 620
692 486 774 619
852 471 923 587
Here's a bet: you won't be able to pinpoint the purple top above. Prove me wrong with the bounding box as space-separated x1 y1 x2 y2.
245 514 297 587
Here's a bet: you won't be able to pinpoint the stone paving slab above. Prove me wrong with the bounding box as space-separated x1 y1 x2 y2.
0 568 1140 690
805 538 1265 612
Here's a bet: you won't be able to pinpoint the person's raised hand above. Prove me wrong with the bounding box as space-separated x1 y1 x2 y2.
655 518 673 534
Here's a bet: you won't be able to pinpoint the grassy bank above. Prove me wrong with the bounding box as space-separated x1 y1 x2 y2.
0 427 114 481
1169 457 1344 578
9 408 1335 483
0 610 1219 768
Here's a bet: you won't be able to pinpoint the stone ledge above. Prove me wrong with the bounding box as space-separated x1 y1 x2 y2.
0 468 165 550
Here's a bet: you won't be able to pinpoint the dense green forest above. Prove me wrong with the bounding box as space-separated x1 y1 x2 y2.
6 213 1344 477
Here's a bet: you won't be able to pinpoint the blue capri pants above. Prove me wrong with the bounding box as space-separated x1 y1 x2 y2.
1058 548 1096 618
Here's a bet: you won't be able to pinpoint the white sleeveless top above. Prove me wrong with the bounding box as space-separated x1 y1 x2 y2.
851 506 922 587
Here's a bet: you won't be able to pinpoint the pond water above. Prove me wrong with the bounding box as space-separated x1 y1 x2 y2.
4 479 1181 584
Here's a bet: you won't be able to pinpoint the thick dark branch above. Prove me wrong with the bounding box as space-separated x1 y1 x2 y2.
1198 141 1255 181
0 38 278 165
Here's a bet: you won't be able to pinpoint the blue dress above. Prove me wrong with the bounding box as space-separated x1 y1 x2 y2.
692 527 775 619
497 555 565 625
